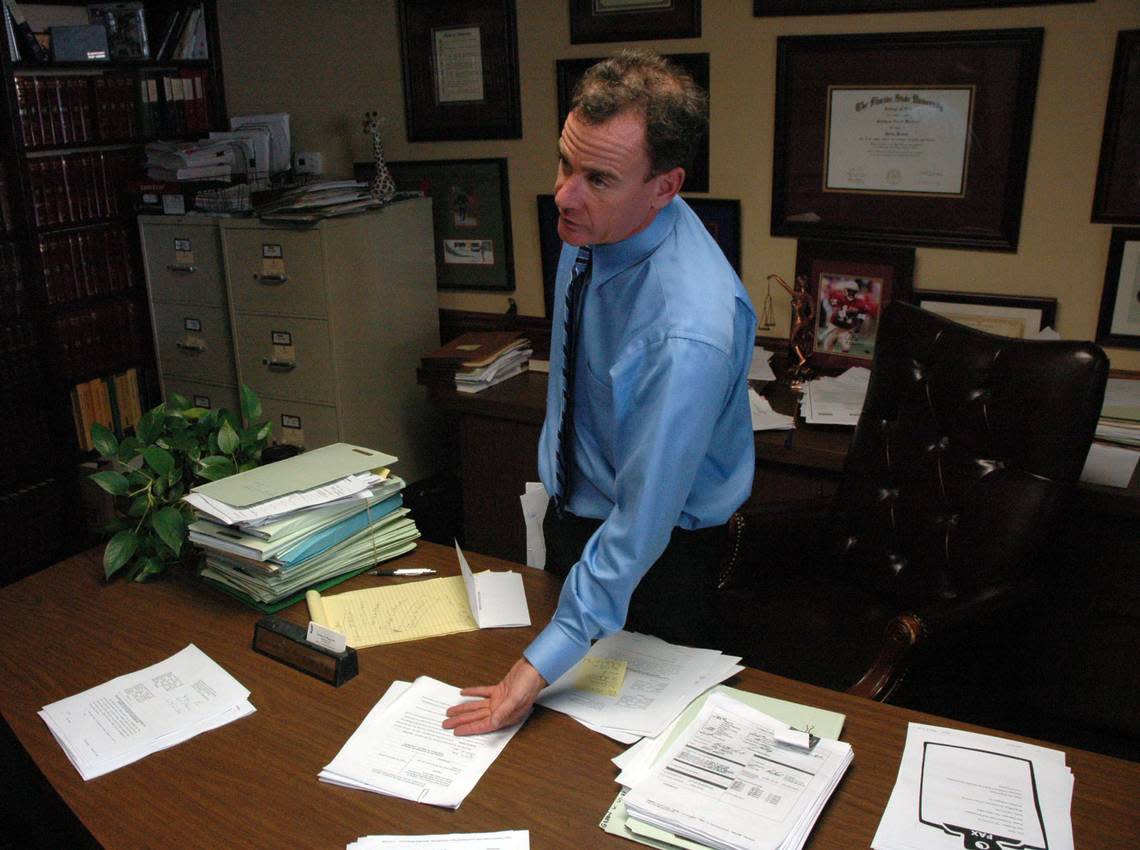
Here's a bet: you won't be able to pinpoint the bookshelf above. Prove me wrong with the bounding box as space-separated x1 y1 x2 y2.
0 0 226 581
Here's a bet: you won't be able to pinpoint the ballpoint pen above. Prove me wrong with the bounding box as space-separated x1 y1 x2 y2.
367 568 437 576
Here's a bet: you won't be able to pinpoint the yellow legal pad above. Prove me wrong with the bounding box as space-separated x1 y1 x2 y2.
306 576 478 649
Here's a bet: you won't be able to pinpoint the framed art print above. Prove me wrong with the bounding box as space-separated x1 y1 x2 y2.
1096 227 1140 349
914 291 1057 337
570 0 700 44
1092 30 1140 224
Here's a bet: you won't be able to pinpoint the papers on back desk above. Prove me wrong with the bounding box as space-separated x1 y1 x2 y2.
617 691 852 850
537 631 743 742
872 723 1074 850
321 676 524 808
39 644 254 780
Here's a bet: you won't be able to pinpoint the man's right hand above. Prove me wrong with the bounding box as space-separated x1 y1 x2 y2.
442 657 547 736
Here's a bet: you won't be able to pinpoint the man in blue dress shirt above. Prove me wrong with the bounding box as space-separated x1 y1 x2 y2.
444 50 756 736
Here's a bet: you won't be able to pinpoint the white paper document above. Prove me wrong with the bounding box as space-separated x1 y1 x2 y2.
537 631 742 740
456 541 530 628
621 692 853 850
800 368 870 426
1080 441 1140 487
320 676 524 809
750 388 795 431
348 832 529 850
39 644 254 780
749 347 777 382
872 723 1074 850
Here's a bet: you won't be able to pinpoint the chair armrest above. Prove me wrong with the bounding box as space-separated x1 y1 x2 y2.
846 583 1023 701
716 500 832 593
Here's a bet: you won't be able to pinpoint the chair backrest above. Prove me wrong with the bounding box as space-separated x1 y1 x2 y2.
832 301 1108 607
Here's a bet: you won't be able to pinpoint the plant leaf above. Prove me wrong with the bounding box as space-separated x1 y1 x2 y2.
151 506 185 555
166 392 190 412
197 455 236 481
217 419 240 455
90 470 129 496
133 556 165 582
91 423 118 458
136 408 164 444
103 530 139 579
240 384 262 426
143 445 176 477
127 493 150 517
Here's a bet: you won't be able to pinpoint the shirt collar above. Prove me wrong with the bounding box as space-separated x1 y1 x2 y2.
590 198 678 288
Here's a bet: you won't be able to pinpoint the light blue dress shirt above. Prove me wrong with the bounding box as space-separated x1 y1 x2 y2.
525 197 757 684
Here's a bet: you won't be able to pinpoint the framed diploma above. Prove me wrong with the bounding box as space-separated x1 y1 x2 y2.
1092 30 1140 224
396 0 522 141
1096 228 1140 349
913 291 1057 338
794 239 914 370
772 29 1043 251
754 0 1089 13
556 53 710 193
570 0 701 44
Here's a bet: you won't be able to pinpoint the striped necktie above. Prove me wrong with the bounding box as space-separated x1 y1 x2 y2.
554 245 593 516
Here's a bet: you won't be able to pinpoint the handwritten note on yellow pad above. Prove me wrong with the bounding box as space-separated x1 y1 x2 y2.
306 576 478 649
574 657 628 697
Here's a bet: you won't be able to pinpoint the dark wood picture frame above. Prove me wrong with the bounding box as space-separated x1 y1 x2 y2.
913 290 1058 337
1092 30 1140 224
537 194 562 318
556 53 710 193
754 0 1089 14
772 28 1043 251
794 239 914 370
387 158 515 292
1096 227 1140 349
684 197 741 274
570 0 700 44
396 0 522 141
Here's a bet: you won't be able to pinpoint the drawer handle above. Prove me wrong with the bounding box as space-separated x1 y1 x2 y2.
253 273 289 284
263 358 296 372
166 264 196 273
176 341 205 353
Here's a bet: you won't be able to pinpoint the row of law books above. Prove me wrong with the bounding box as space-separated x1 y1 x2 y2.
26 149 132 229
53 297 145 382
38 224 136 306
70 367 143 451
185 444 421 612
418 331 532 394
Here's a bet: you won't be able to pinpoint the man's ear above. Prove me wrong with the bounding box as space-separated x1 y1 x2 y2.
651 166 685 209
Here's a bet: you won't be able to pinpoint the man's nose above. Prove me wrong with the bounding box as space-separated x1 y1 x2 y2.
554 174 578 208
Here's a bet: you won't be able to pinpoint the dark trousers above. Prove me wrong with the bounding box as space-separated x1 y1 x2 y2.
542 509 727 650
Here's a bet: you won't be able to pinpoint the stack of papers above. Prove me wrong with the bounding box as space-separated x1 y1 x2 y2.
348 833 529 850
750 387 795 431
256 180 389 222
1095 377 1140 447
748 346 778 383
612 690 852 850
321 676 524 808
306 541 530 649
453 343 533 393
184 443 420 611
799 367 870 426
39 645 254 781
144 139 235 182
418 331 532 392
873 723 1074 850
537 631 744 743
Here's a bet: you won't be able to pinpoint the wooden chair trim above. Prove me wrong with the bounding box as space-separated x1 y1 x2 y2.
847 613 925 701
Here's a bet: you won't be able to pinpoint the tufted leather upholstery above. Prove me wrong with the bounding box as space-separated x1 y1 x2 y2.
716 301 1109 709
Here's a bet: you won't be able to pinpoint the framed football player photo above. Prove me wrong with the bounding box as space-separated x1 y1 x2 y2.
794 239 915 370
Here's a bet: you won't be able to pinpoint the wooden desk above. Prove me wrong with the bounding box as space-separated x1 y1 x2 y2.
2 542 1138 849
428 372 1139 562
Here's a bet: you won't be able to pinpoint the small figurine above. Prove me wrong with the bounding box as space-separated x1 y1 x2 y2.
362 111 397 203
766 273 815 389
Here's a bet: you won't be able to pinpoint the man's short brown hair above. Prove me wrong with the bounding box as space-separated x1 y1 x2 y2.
571 49 708 177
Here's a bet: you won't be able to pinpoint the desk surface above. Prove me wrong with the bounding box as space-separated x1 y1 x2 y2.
2 542 1138 849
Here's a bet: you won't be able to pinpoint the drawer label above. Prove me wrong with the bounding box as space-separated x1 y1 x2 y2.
280 414 304 448
193 395 211 408
271 331 293 345
184 317 202 332
173 238 193 265
280 414 302 429
262 243 285 278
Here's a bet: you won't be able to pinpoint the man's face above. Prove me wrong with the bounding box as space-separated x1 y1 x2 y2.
553 109 679 246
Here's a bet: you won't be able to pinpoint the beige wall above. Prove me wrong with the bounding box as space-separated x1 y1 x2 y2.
216 0 1140 371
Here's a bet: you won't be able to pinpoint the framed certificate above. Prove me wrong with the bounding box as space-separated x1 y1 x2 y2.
570 0 700 44
772 29 1043 251
1096 227 1140 349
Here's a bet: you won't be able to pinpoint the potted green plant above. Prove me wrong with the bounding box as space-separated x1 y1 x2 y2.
88 385 272 581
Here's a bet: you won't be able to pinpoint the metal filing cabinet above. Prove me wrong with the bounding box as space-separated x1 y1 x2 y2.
138 216 240 415
139 199 443 484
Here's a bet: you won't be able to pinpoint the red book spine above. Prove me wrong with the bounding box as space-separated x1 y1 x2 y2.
14 77 34 147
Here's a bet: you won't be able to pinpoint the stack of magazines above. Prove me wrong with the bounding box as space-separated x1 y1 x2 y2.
183 443 420 611
418 331 532 393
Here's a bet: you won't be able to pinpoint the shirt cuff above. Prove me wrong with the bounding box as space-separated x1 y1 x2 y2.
524 620 589 685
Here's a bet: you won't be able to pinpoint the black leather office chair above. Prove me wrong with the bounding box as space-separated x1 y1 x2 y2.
716 301 1109 723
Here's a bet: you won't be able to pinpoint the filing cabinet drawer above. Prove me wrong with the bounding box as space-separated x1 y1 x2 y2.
234 314 335 404
152 302 236 383
161 378 240 415
261 397 340 449
140 222 226 306
222 228 327 317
